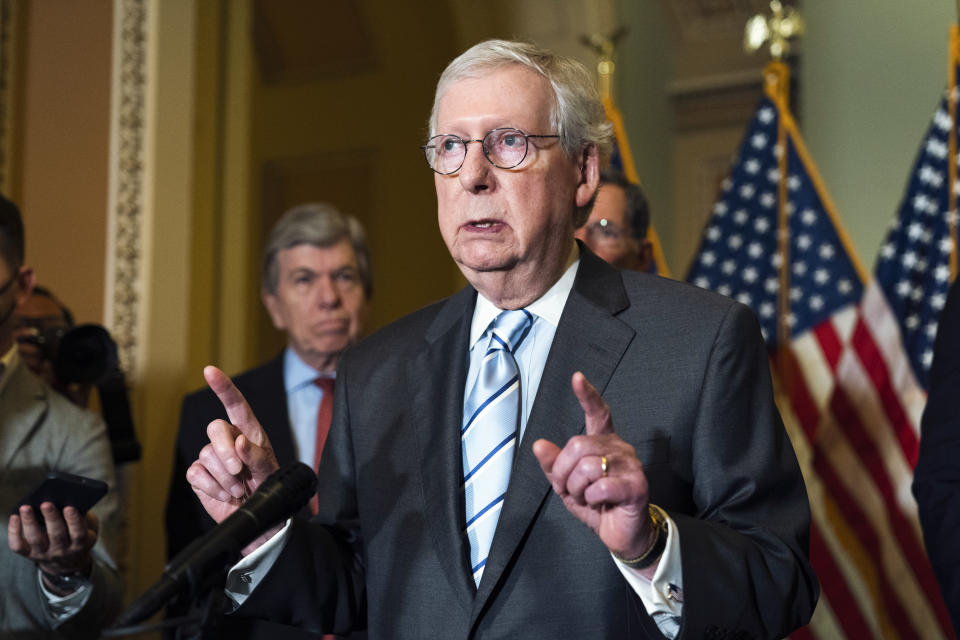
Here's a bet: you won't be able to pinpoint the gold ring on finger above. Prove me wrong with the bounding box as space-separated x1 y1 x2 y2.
600 455 609 478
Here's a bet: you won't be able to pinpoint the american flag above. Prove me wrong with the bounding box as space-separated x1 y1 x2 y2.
687 61 953 638
875 84 957 391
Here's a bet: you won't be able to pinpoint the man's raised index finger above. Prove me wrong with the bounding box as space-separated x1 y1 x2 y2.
204 365 264 445
571 371 614 436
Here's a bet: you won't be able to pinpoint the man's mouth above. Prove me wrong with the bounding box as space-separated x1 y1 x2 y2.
313 319 349 333
467 219 504 230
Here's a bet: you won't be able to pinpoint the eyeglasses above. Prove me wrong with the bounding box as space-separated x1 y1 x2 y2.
421 128 560 175
583 219 633 247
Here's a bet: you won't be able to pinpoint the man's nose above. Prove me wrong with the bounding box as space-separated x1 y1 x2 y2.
457 141 492 192
315 276 342 307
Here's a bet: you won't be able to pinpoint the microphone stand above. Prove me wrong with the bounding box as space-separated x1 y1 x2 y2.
103 462 317 638
100 567 231 639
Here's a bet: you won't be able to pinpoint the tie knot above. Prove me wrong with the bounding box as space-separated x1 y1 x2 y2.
314 377 335 393
490 309 532 353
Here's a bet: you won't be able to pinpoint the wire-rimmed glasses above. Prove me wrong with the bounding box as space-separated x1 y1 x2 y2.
421 128 560 175
582 219 634 248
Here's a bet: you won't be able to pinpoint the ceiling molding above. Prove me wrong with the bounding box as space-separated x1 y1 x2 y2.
666 0 774 40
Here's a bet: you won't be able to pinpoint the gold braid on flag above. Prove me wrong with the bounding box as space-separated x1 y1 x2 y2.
587 30 672 277
765 61 792 359
600 96 672 278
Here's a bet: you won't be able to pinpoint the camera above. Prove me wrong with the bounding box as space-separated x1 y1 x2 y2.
17 319 141 464
18 321 119 386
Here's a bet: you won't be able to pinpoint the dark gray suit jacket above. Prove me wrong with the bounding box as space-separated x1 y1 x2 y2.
239 248 818 639
913 277 960 633
166 354 296 560
167 354 351 639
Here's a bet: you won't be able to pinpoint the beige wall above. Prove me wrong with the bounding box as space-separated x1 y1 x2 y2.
17 0 112 325
800 1 957 270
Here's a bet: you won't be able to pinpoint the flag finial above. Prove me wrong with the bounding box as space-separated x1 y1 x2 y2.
744 1 804 61
579 27 628 102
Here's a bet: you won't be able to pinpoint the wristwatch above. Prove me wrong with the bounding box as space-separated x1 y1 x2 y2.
614 504 668 569
40 568 91 595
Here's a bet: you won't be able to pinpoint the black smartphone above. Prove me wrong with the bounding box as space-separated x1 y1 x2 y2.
12 471 108 516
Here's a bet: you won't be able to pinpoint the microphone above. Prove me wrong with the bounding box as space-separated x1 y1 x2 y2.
114 461 317 627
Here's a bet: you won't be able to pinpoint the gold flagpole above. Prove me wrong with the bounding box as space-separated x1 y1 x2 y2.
949 24 959 281
744 1 805 367
580 28 672 277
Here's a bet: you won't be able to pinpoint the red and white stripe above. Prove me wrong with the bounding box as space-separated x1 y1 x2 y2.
774 280 953 639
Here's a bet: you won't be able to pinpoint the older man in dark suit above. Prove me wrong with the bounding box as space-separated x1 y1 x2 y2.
185 40 818 639
165 203 370 638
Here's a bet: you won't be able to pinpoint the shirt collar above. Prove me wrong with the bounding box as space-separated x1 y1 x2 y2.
469 252 580 348
283 347 335 393
0 343 19 395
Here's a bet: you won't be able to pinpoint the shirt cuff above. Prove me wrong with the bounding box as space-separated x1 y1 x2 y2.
38 569 93 621
224 518 293 609
611 505 684 639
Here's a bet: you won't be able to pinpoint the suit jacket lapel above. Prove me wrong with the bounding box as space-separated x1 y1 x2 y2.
409 286 478 612
0 360 47 477
472 249 636 621
260 354 297 466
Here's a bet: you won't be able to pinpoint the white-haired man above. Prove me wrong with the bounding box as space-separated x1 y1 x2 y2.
186 41 818 639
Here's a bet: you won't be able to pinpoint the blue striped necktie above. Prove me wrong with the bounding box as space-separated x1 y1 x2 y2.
462 308 533 586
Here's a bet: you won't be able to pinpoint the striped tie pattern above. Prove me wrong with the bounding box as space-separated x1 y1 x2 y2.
462 308 533 586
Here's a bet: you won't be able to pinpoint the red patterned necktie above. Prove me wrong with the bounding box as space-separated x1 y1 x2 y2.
310 377 335 515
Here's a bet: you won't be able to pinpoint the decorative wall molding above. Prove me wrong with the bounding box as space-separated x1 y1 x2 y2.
666 0 771 40
106 0 148 378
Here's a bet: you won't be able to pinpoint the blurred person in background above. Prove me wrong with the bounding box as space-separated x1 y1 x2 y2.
0 192 122 638
575 168 653 272
165 202 371 639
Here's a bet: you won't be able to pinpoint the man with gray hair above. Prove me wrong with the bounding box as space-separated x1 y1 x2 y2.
187 40 816 638
165 202 370 638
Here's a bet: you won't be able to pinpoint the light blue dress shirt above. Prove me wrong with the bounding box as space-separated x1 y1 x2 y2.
283 348 335 468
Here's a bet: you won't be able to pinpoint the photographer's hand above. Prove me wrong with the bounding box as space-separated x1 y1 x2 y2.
13 325 51 380
7 503 98 596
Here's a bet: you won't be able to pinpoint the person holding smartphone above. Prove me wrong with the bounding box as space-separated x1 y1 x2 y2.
0 193 122 638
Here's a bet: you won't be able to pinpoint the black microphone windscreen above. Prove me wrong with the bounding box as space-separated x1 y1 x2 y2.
111 461 317 629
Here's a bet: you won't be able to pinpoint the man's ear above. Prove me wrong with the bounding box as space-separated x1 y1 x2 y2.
574 144 601 209
261 289 286 331
636 240 654 273
15 266 35 306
